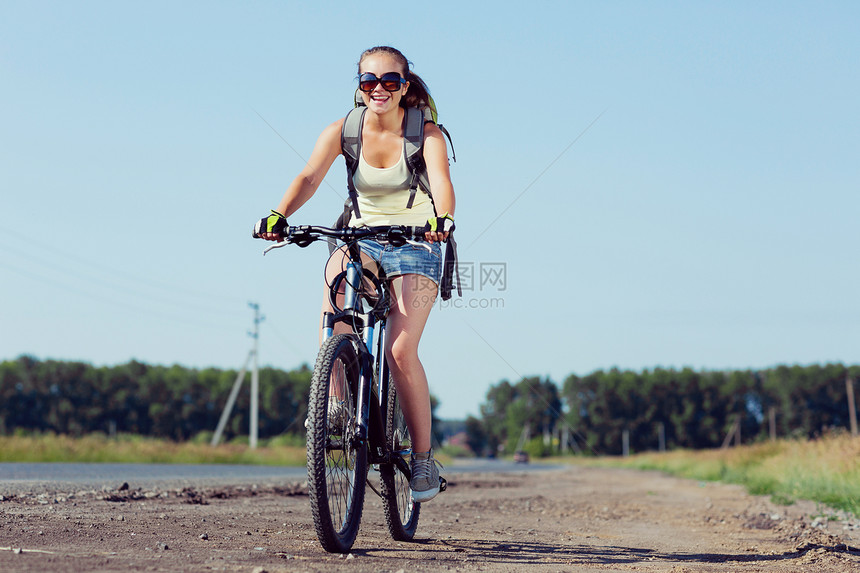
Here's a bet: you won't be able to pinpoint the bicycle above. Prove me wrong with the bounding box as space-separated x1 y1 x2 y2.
263 224 446 553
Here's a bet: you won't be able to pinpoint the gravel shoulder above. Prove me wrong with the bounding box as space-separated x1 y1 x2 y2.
2 465 859 572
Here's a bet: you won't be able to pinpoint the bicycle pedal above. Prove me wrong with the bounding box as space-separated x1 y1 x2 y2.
439 476 447 493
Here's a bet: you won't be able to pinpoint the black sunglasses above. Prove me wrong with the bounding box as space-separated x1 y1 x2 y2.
358 72 406 93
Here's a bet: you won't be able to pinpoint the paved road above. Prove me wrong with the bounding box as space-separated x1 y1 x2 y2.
0 459 547 495
0 462 306 495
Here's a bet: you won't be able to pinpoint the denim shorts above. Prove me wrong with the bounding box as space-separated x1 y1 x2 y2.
358 239 442 286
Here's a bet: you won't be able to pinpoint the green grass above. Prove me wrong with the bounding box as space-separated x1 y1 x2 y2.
571 433 860 515
0 431 459 468
0 432 306 466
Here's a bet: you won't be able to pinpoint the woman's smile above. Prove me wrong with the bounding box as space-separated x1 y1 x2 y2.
368 91 392 108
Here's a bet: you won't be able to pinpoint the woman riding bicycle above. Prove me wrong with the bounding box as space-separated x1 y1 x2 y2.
255 46 455 503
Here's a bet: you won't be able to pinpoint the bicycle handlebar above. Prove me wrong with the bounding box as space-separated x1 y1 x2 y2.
290 225 427 243
262 225 429 254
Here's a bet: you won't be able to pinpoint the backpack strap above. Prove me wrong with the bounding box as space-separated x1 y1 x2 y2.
403 107 434 211
440 231 462 301
407 108 455 210
341 107 366 220
420 104 456 163
436 123 456 163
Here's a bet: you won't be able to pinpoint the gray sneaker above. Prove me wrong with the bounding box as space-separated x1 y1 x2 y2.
410 450 443 503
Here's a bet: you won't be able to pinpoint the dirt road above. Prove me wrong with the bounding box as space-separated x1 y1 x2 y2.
2 465 859 572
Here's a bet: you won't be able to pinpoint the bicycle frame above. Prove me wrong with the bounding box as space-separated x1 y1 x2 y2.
320 240 408 471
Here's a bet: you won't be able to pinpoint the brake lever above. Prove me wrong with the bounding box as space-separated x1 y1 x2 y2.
262 241 290 255
406 239 432 252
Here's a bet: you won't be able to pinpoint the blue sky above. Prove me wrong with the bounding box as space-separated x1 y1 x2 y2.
2 2 858 419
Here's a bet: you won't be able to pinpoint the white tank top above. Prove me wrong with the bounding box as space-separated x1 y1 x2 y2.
349 148 435 227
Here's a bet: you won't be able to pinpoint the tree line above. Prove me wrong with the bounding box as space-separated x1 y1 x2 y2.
0 356 312 441
3 357 857 455
0 355 446 444
464 363 860 457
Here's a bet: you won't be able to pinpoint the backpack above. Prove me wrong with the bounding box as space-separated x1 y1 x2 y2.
338 91 456 227
335 93 461 300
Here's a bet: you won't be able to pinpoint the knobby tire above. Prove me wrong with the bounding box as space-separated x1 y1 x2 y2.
380 383 420 540
306 334 367 553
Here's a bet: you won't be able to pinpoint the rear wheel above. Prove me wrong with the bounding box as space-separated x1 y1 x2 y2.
306 334 367 553
380 384 420 540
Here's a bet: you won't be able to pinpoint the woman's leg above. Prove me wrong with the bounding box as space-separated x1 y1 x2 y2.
320 245 380 343
318 247 380 407
384 273 438 453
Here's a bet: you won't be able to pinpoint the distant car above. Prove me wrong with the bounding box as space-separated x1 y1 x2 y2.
513 450 529 464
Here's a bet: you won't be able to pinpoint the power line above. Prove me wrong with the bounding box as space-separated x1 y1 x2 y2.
0 244 243 319
0 225 242 306
463 319 597 455
0 259 240 333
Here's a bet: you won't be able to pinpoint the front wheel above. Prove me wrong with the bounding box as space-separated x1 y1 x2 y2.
306 334 367 553
380 383 420 540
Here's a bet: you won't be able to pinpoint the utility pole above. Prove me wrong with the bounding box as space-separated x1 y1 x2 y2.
768 406 777 441
847 373 858 437
211 303 264 448
248 302 263 449
657 422 666 452
721 416 741 449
